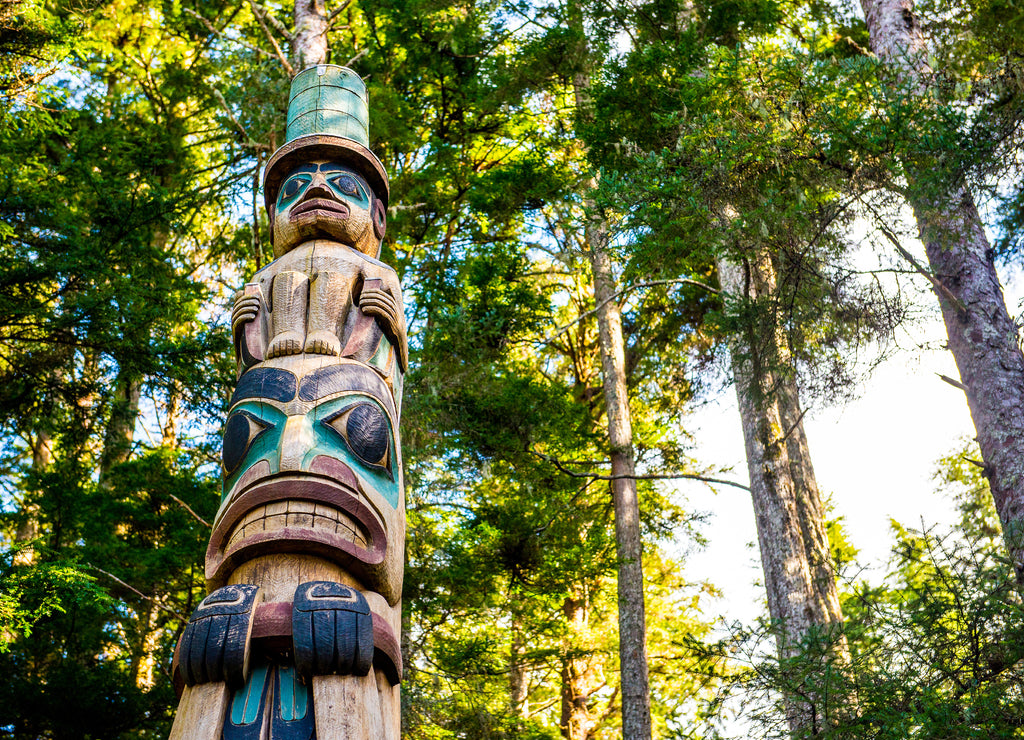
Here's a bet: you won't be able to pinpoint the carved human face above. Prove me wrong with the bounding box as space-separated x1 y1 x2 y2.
271 161 379 258
208 356 404 605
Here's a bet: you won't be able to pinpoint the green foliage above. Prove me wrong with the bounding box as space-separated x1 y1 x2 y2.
2 0 1021 736
711 446 1024 739
0 1 252 737
0 555 109 651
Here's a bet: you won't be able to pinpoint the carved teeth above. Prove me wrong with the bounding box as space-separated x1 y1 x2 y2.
227 500 370 549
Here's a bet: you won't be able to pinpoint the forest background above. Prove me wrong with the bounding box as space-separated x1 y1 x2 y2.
2 0 1024 737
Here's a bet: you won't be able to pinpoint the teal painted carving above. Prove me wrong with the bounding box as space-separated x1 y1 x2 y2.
286 66 369 146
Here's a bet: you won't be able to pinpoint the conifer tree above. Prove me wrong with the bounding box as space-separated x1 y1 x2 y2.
858 0 1024 593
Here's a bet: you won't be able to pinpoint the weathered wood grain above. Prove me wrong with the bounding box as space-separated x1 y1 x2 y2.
313 672 384 738
168 683 229 740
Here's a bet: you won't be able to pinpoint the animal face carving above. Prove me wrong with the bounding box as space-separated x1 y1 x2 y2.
271 160 386 258
208 356 405 606
171 66 403 740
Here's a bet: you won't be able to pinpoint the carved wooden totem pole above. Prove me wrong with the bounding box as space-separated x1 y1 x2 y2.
169 66 405 740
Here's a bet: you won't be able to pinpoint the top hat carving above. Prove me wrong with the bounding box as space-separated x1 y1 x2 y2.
263 65 389 210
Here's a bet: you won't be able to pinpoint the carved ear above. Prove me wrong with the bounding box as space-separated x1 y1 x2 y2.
372 199 387 241
267 203 276 247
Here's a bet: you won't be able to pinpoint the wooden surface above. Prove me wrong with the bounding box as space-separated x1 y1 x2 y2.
313 671 384 739
168 682 230 740
178 69 407 737
376 668 401 738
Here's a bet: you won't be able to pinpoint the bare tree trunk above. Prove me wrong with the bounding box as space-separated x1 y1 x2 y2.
161 381 181 448
717 250 847 735
560 593 598 740
777 372 844 627
509 608 529 720
860 0 1024 588
128 601 156 688
586 235 652 740
572 67 653 740
13 431 51 566
100 371 140 481
293 0 329 70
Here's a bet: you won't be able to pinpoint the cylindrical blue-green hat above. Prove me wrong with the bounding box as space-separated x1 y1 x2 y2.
264 65 389 209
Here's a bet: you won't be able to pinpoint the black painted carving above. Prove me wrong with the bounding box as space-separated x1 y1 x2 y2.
178 584 258 687
293 581 373 678
223 411 270 475
345 404 388 465
321 403 390 475
230 367 298 406
297 363 395 418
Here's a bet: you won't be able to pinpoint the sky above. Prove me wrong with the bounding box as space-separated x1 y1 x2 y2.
657 237 1023 735
675 251 1024 627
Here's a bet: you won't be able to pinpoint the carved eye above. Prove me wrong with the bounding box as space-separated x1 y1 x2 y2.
330 174 361 198
222 411 270 476
281 175 311 202
323 403 390 475
373 199 386 237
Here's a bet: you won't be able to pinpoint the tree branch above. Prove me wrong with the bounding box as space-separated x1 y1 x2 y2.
530 450 750 491
937 372 967 392
211 87 270 151
251 1 293 39
87 564 187 621
343 47 368 68
183 8 282 68
328 0 353 23
167 493 211 528
865 207 969 316
247 0 295 77
537 277 720 346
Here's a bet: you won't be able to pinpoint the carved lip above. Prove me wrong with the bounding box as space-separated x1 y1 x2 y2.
290 197 349 219
206 474 387 589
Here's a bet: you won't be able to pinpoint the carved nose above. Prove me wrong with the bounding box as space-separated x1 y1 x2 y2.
303 182 334 200
279 415 315 471
301 173 335 201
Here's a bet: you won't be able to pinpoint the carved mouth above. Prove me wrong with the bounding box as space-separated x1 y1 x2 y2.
291 198 349 219
227 500 371 551
206 475 387 590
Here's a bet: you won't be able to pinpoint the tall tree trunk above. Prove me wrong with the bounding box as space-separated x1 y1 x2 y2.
100 370 140 481
293 0 329 70
717 249 847 735
161 382 181 448
777 368 844 628
572 67 653 739
128 601 156 689
13 430 51 566
510 610 530 720
860 0 1024 588
560 594 592 740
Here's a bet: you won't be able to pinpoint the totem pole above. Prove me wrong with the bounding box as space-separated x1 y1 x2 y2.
169 65 405 740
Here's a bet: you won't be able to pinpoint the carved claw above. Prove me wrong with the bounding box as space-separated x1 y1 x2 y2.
231 294 261 340
266 331 305 358
359 282 408 371
293 581 373 678
304 329 342 356
178 584 259 687
231 293 260 328
231 288 266 374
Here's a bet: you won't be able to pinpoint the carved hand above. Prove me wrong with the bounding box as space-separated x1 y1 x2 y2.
231 294 261 342
177 584 259 687
359 280 408 371
293 581 374 678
